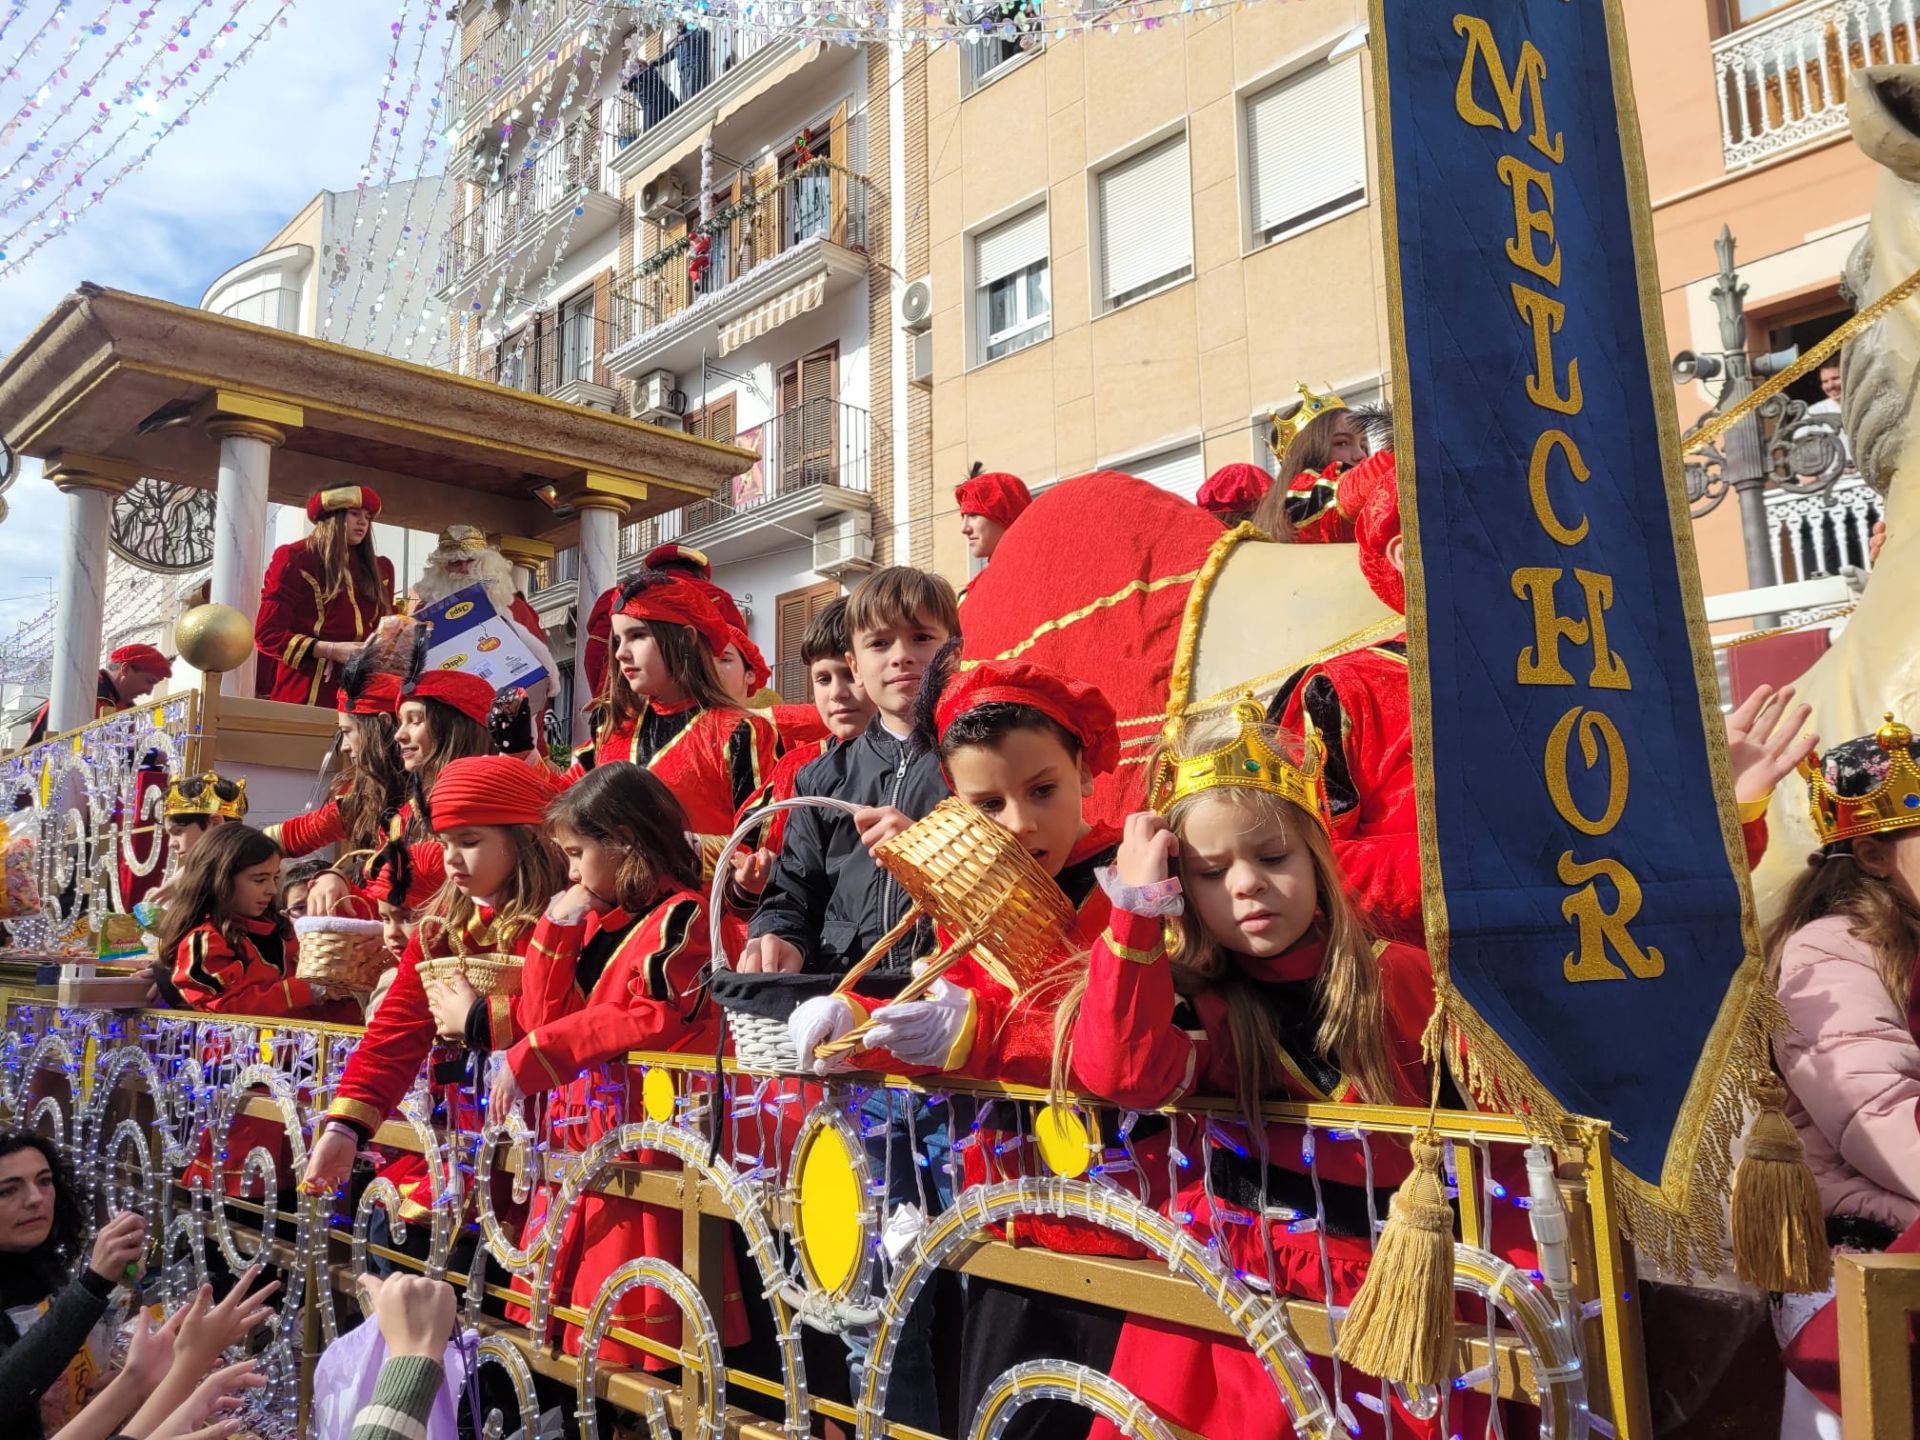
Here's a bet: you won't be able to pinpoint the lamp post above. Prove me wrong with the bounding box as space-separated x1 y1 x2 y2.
1675 226 1848 619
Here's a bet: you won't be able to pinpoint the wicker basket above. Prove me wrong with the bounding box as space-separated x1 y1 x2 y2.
293 913 389 994
710 971 846 1073
417 951 524 997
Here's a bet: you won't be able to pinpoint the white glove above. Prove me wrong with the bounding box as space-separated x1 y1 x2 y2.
787 995 858 1075
862 979 971 1069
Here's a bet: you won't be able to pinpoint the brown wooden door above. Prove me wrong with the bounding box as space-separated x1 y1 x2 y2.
684 396 739 530
775 579 842 703
776 345 837 495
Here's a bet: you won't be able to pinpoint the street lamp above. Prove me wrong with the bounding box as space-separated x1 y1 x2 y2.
1675 225 1849 596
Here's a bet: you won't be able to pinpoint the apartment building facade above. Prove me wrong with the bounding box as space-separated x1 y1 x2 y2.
442 0 918 709
1624 0 1898 602
918 0 1380 588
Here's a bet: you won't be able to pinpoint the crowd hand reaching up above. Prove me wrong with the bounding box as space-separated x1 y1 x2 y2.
1725 684 1819 806
48 1310 186 1440
424 973 480 1040
140 1361 265 1440
302 1124 358 1195
730 848 774 899
357 1273 457 1358
863 980 969 1068
787 995 858 1074
88 1210 148 1285
737 935 804 974
121 1269 279 1440
1117 812 1180 889
854 806 914 852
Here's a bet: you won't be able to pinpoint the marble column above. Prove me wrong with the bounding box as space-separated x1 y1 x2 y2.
572 499 626 745
206 419 285 698
47 471 123 735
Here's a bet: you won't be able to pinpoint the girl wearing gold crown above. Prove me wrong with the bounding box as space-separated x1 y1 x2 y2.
1251 384 1372 544
1767 715 1920 1433
1055 706 1462 1440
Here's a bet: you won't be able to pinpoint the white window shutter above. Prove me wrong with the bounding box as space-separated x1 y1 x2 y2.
1247 55 1367 242
1125 443 1205 501
975 206 1049 286
1098 136 1193 305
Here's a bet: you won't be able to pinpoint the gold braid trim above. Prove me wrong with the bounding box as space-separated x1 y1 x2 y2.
965 568 1207 668
1165 523 1263 720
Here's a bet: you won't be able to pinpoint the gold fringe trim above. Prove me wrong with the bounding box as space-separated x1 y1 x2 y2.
1165 523 1264 720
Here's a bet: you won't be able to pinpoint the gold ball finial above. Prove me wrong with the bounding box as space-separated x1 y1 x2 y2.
174 603 255 674
1877 711 1913 754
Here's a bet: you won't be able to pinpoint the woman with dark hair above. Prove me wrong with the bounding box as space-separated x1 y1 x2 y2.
0 1131 146 1437
265 670 409 860
254 484 395 706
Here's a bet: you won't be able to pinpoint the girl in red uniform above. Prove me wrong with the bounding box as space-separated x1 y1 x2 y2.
571 572 780 858
300 757 568 1205
1252 385 1370 544
264 671 407 858
487 762 748 1367
1059 705 1448 1440
254 485 395 706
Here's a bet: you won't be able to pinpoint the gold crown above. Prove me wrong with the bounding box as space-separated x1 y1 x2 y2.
165 771 248 822
1267 382 1348 460
1802 712 1920 847
437 525 492 554
1147 698 1327 825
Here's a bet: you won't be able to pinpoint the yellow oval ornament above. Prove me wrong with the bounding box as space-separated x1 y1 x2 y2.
258 1029 275 1065
1034 1104 1096 1179
794 1123 865 1297
641 1066 676 1123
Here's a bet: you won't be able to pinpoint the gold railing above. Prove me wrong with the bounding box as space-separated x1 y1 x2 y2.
0 997 1661 1440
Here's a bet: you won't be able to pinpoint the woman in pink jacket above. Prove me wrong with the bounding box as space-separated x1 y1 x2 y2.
1771 713 1920 1436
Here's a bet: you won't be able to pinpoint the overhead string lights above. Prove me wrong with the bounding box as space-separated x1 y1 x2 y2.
0 2 177 174
0 1 294 279
337 2 445 349
379 9 461 363
624 0 1249 50
0 0 125 95
321 0 418 340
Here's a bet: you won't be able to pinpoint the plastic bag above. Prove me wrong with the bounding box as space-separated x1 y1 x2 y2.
0 821 41 921
309 1314 471 1440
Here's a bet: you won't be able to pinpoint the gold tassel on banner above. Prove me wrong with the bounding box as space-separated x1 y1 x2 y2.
1336 1130 1457 1388
1731 1072 1833 1294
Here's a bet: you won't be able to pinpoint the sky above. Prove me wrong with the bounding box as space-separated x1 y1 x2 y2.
0 0 437 667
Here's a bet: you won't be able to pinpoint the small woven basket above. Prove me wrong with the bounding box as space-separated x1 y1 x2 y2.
293 910 389 994
709 971 847 1073
417 951 524 997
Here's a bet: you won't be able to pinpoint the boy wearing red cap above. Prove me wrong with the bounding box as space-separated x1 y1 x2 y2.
24 643 172 746
255 484 395 706
956 463 1032 566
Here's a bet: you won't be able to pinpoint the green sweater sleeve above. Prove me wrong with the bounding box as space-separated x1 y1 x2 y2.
350 1354 445 1440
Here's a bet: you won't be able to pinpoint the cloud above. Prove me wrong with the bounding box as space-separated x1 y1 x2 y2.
0 0 449 665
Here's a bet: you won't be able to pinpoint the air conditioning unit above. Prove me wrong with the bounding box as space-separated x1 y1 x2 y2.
812 511 874 578
899 277 933 332
633 369 686 422
910 329 933 386
641 174 688 219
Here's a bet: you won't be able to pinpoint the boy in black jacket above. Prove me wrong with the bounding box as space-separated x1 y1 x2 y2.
738 564 958 1433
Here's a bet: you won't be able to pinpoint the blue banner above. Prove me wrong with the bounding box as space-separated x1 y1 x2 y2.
1372 0 1766 1261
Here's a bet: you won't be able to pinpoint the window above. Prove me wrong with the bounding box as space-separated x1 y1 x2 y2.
1096 134 1193 311
1121 442 1205 501
496 331 529 390
1246 55 1368 248
775 580 842 702
962 0 1040 92
973 205 1050 363
778 345 839 492
560 290 596 384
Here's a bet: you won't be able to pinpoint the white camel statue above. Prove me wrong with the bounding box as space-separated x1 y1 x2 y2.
1752 66 1920 918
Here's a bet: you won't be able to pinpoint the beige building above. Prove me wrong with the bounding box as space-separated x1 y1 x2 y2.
920 1 1378 587
1624 0 1900 604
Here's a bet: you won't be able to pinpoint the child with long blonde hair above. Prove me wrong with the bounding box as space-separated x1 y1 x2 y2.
254 485 394 705
1060 704 1443 1440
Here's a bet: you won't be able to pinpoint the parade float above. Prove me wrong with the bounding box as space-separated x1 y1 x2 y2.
0 4 1915 1439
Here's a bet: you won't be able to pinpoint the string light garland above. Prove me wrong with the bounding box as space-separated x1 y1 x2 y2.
0 2 182 184
0 0 127 99
0 0 78 82
0 1 290 277
321 0 416 338
380 8 460 360
0 1 246 215
624 0 1256 50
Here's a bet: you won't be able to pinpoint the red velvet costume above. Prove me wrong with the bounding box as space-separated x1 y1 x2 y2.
172 917 353 1020
1198 463 1273 522
1285 462 1358 544
1074 903 1456 1440
255 550 395 706
768 702 829 749
502 892 748 1366
571 700 779 848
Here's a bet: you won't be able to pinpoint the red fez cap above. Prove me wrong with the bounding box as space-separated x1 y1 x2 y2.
428 755 563 831
306 485 383 523
936 660 1119 777
109 643 170 674
689 575 745 632
726 626 771 693
406 669 497 727
1197 463 1273 519
643 542 712 579
954 472 1032 529
1340 451 1404 615
618 573 731 656
338 672 403 716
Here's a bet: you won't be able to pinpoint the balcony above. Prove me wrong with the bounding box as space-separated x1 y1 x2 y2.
607 165 871 378
609 22 804 184
1713 0 1918 169
457 0 602 125
619 397 872 566
1766 469 1884 581
439 104 623 293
